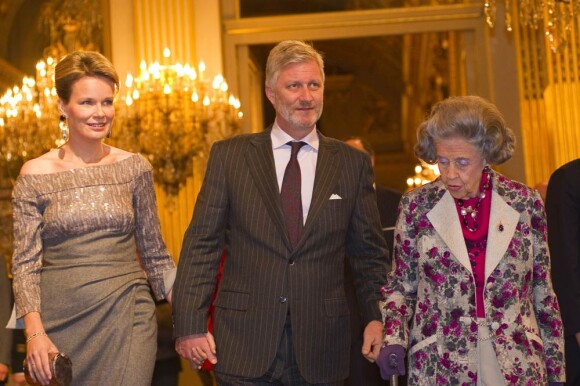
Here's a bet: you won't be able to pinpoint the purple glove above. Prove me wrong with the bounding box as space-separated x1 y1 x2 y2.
377 344 406 380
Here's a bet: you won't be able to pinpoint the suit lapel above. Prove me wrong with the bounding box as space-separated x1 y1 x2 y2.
427 191 472 274
246 132 291 249
300 134 340 246
485 190 519 280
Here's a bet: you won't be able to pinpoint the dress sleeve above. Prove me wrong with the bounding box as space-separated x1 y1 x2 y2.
11 178 44 318
133 167 176 300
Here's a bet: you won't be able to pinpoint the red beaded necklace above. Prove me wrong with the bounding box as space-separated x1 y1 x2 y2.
456 169 491 232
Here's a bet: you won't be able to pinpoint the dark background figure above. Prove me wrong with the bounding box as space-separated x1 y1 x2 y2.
0 256 26 386
546 158 580 386
344 137 403 386
344 137 401 252
1 257 11 386
10 331 26 386
152 300 182 386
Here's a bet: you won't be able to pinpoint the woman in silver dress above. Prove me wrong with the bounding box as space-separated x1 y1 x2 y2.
10 51 176 385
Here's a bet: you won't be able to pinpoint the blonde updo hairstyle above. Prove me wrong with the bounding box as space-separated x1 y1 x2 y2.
414 95 515 165
55 51 119 103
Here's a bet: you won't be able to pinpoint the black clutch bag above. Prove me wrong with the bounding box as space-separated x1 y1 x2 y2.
24 352 72 386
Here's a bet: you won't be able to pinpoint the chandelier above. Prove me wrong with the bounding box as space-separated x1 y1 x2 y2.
112 48 243 197
0 57 61 182
0 0 103 183
484 0 580 52
406 162 440 190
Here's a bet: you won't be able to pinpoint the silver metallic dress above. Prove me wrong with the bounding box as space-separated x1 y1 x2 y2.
11 154 175 385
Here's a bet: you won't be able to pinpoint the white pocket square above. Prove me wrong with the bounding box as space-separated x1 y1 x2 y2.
329 194 342 200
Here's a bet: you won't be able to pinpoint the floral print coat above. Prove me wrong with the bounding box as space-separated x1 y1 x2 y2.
381 169 565 385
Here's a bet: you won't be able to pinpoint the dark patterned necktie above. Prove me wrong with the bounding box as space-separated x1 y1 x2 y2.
281 141 306 248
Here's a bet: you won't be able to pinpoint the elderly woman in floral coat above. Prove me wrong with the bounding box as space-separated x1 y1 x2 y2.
377 96 565 385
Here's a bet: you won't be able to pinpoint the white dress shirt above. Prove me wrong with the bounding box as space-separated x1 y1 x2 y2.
271 124 319 224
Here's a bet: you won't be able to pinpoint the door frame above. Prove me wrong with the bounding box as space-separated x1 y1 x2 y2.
222 3 492 134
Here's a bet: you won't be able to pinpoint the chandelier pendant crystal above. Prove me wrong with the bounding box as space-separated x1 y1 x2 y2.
484 0 580 52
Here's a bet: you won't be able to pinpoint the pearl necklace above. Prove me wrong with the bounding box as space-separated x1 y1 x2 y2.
457 171 491 232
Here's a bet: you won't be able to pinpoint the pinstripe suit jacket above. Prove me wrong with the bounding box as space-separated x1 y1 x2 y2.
173 130 389 383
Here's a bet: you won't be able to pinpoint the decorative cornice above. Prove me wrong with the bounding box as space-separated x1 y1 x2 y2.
224 4 483 36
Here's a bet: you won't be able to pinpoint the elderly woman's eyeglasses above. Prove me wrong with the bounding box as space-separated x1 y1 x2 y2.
436 157 471 170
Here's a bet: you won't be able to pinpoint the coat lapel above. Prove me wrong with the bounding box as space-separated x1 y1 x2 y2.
245 132 291 249
300 134 340 246
485 190 520 280
427 191 472 274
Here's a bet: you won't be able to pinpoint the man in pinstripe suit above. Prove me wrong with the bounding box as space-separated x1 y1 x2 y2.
173 40 390 385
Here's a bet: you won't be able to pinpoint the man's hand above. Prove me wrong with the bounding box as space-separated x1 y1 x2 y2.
165 288 173 305
361 320 384 362
175 332 217 370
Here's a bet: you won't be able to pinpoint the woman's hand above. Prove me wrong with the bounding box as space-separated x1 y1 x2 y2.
377 344 406 380
24 312 58 385
26 333 59 385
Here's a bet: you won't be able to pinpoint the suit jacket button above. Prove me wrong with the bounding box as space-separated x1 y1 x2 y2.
289 259 295 265
279 296 288 303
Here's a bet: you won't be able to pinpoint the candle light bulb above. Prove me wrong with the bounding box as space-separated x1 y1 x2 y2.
125 74 134 88
212 77 220 90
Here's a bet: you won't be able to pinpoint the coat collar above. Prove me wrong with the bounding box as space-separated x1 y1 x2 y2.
426 171 520 279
